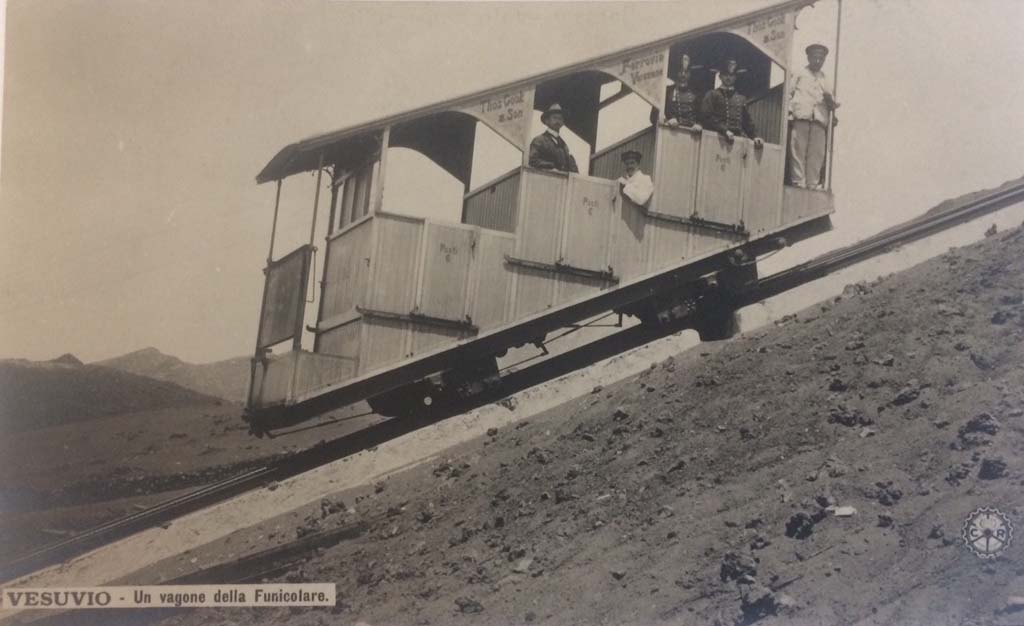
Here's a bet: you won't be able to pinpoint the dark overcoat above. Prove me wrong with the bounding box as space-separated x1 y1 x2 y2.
528 132 579 173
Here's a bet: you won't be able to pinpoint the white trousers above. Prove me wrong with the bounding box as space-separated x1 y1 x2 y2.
789 120 827 188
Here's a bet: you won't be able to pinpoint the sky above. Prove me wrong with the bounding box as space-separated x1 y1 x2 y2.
2 0 1024 364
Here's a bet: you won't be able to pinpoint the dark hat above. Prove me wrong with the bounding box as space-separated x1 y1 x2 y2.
540 103 567 123
712 58 746 76
620 150 642 163
805 43 829 56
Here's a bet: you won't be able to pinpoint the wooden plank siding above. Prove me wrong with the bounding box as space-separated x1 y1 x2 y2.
273 124 832 410
462 170 521 233
589 127 657 181
747 85 784 146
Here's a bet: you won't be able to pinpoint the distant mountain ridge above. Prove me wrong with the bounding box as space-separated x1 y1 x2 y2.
0 357 220 432
97 347 250 403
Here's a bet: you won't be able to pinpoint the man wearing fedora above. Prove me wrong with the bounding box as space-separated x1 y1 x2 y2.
529 103 579 173
650 53 703 131
617 149 654 207
700 58 762 147
788 43 838 189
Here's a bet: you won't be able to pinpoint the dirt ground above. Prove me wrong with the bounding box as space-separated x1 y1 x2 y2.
138 223 1024 626
0 395 382 559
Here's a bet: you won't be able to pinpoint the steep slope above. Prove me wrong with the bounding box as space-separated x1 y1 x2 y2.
162 224 1024 626
923 173 1024 217
0 359 221 432
98 347 250 403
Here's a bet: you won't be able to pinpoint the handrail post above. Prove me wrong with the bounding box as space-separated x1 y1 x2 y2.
267 179 282 264
309 152 324 245
826 0 843 191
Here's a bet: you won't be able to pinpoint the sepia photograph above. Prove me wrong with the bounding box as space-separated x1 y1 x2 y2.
1 1 1023 624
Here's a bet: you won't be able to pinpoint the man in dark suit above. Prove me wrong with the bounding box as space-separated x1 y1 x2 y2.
700 58 763 148
650 53 703 130
528 103 579 173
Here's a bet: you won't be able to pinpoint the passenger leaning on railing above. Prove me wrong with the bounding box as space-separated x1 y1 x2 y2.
617 150 654 207
700 58 764 150
650 53 703 132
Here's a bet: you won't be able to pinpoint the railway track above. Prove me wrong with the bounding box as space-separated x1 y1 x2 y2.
4 180 1023 584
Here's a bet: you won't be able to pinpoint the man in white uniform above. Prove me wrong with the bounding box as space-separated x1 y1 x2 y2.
617 150 653 207
788 43 838 189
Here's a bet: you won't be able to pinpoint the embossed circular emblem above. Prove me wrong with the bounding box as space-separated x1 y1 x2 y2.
961 507 1013 559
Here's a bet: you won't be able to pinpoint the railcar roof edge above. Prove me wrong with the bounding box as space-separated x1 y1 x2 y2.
255 0 814 184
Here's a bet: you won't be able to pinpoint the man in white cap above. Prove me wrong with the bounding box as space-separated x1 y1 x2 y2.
528 103 579 173
788 43 838 189
617 150 653 207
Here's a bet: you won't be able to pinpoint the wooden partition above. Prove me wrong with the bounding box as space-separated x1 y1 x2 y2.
254 124 832 411
590 127 657 180
313 212 516 383
462 169 521 232
509 169 620 318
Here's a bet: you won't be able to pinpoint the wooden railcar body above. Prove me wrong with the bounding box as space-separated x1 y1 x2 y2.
246 0 836 429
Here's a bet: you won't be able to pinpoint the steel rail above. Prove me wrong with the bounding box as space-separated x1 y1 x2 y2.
5 180 1024 585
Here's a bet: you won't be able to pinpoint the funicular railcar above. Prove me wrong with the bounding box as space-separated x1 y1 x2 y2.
246 0 838 433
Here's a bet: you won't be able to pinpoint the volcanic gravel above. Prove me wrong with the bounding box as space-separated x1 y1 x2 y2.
157 225 1024 625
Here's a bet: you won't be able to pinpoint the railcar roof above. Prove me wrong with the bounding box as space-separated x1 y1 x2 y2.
256 0 811 184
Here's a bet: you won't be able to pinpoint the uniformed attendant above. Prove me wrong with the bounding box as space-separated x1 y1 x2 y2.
528 103 579 173
788 43 838 189
700 58 762 148
617 150 654 207
650 54 703 130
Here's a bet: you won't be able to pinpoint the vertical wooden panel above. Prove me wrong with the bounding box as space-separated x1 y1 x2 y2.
514 268 558 318
651 127 700 219
293 352 357 399
411 325 471 356
648 220 692 271
320 218 373 321
560 176 616 270
368 214 424 313
610 198 649 282
782 185 809 224
417 223 474 319
516 170 567 262
555 274 606 306
511 170 567 317
781 186 834 226
316 319 362 371
742 143 784 237
696 131 746 226
360 319 409 372
251 351 299 408
469 230 515 331
687 228 738 258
